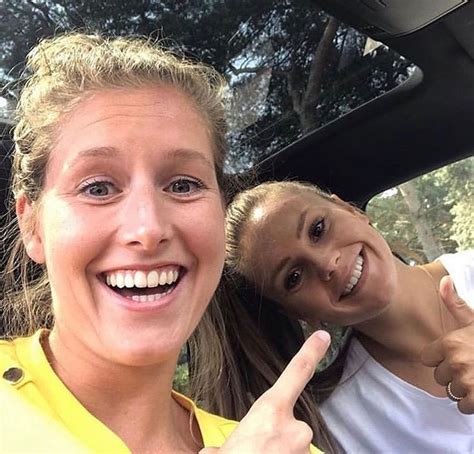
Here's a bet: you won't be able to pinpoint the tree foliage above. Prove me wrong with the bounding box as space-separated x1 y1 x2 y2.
367 157 473 264
0 0 411 170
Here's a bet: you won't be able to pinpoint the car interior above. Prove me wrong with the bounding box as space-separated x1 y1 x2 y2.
253 0 474 206
1 1 473 212
0 0 472 308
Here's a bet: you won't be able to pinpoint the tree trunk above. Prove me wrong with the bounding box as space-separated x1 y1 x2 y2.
398 181 443 261
300 16 339 133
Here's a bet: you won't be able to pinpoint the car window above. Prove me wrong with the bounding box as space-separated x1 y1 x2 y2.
366 157 474 264
1 0 414 172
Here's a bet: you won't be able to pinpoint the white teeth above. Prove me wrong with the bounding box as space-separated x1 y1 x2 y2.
134 271 147 288
147 270 159 287
126 289 174 303
104 268 180 289
342 255 364 297
116 273 125 289
159 271 167 286
124 272 134 288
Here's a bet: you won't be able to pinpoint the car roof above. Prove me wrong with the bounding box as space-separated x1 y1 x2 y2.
254 0 474 205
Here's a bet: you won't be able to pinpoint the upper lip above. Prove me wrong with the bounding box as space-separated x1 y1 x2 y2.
100 263 184 273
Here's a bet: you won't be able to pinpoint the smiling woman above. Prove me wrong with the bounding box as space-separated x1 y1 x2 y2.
0 33 336 454
17 84 225 368
195 179 474 454
0 33 229 452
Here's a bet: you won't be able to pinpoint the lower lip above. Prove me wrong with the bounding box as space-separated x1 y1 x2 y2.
99 277 183 313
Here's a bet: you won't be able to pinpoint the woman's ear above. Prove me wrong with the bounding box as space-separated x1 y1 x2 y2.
16 194 45 264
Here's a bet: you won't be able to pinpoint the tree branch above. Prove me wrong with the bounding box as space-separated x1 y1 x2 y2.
300 16 339 132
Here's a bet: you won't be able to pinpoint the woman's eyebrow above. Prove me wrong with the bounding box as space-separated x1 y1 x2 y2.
272 256 291 288
67 146 213 169
271 207 308 287
163 148 214 168
296 208 308 239
67 146 119 168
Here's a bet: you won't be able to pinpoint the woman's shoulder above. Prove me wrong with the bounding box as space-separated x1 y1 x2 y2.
0 336 22 378
437 249 474 267
0 379 88 452
0 332 42 378
436 249 474 307
0 332 89 452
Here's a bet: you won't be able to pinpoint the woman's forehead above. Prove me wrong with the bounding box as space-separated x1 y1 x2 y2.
257 189 327 219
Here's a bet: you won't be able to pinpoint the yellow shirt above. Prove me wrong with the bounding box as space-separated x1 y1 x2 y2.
0 330 237 452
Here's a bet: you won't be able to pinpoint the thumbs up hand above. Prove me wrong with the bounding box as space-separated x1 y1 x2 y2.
421 276 474 414
200 330 330 453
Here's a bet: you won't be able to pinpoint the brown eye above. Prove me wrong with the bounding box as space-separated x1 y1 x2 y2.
285 269 302 291
309 218 325 241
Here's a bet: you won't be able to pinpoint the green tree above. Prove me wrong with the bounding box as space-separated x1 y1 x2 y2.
0 0 411 170
367 157 473 263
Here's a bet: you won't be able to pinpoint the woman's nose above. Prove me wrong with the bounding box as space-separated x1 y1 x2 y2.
316 249 341 281
118 189 172 251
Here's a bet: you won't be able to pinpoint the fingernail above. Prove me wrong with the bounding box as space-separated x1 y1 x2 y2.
444 276 458 294
314 330 331 344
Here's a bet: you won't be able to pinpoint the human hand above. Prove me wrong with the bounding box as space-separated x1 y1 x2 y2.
421 276 474 414
200 330 330 454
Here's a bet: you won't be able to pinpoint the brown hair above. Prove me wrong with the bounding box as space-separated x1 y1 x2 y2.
1 33 228 342
190 180 341 453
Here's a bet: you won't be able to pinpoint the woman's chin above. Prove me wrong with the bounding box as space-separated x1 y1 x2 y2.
99 333 183 368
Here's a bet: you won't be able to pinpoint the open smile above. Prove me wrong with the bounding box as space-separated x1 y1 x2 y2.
342 254 364 297
101 266 184 304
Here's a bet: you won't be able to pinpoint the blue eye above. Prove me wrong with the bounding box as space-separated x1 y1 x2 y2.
80 180 116 198
309 218 325 241
285 269 302 291
167 178 204 195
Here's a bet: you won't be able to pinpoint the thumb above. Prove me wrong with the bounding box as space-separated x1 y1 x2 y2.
439 275 473 328
199 448 219 453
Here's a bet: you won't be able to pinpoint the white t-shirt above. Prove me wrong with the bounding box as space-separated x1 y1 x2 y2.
437 249 474 308
320 250 474 453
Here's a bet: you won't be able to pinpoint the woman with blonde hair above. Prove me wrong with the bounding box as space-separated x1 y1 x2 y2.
193 180 474 453
0 35 332 453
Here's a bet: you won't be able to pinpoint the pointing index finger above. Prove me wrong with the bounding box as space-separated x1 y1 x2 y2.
268 330 330 410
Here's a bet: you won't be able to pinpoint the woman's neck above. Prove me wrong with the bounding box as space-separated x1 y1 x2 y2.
350 258 456 396
44 330 201 452
353 258 450 362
